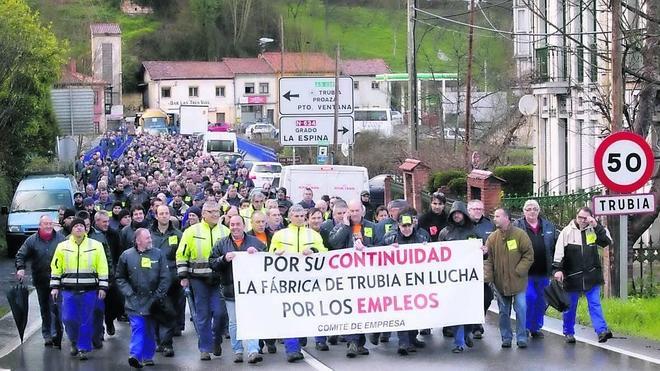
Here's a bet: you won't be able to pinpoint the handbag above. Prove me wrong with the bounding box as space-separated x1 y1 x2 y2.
544 279 571 312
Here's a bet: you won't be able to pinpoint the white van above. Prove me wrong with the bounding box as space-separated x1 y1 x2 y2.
279 165 369 203
354 108 397 137
203 131 238 158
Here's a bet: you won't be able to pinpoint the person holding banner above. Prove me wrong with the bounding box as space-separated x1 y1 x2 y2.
210 214 266 364
328 199 377 358
437 201 479 353
382 210 430 356
175 200 230 361
552 207 613 344
484 208 534 349
269 205 327 363
512 200 558 339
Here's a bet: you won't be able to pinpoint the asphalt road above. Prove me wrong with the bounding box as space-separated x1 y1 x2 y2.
0 310 657 371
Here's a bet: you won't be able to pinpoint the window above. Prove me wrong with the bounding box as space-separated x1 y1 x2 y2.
536 47 549 81
371 81 380 89
353 81 359 89
161 87 171 98
189 86 199 97
245 83 255 94
216 113 225 123
259 83 269 94
215 86 225 97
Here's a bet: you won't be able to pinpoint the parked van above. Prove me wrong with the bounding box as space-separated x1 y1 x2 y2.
278 165 369 203
2 174 78 257
203 131 238 158
354 108 397 137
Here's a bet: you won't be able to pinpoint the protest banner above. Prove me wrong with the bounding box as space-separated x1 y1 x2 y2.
233 240 484 340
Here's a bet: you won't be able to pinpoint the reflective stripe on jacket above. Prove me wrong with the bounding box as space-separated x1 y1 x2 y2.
50 235 109 291
175 220 229 278
269 224 327 253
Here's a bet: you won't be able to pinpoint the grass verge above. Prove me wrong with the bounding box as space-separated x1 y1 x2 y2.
546 296 660 341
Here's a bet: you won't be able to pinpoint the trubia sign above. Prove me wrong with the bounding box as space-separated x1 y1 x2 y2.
592 193 655 216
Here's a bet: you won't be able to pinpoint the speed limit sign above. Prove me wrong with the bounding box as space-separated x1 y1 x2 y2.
594 131 654 193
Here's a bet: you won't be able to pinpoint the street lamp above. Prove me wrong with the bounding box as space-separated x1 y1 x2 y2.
258 37 274 54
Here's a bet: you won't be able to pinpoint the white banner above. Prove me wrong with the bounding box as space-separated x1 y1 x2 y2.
233 241 484 340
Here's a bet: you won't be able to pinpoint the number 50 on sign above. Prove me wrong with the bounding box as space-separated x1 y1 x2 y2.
594 131 654 193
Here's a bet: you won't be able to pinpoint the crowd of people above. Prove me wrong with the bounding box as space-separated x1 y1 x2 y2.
15 132 614 368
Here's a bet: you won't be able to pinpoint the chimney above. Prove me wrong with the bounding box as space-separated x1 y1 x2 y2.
68 59 77 73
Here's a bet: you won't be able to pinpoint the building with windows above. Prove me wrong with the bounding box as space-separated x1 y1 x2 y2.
91 23 123 126
513 0 649 194
224 58 277 125
341 59 391 109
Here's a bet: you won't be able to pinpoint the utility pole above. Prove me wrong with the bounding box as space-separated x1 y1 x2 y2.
407 0 419 154
464 0 476 171
330 43 340 165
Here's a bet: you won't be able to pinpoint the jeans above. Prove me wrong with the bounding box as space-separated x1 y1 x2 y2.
284 338 300 354
129 315 156 362
526 276 550 332
225 300 259 354
397 330 418 347
452 325 472 347
92 298 105 345
563 285 608 335
189 278 224 353
61 290 97 352
496 291 528 343
35 283 61 341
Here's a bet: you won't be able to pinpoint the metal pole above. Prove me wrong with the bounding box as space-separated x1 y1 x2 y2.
330 43 340 165
619 215 627 300
464 0 476 171
292 147 296 165
407 0 418 154
611 0 623 132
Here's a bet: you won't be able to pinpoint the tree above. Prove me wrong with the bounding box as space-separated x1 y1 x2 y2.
0 0 67 183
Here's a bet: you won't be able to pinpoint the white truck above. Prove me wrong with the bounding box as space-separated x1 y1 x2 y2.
203 131 238 158
278 165 369 202
179 104 209 135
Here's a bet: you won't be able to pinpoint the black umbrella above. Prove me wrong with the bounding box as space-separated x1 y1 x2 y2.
544 279 571 312
6 284 29 342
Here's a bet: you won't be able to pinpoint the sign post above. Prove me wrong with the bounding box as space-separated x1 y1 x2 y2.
593 131 654 300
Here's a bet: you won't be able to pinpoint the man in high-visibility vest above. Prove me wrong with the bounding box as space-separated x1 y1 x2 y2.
175 200 230 361
269 205 326 363
50 218 109 361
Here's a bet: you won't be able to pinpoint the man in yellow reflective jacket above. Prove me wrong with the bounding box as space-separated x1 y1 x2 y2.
175 201 230 361
268 205 325 362
50 218 109 361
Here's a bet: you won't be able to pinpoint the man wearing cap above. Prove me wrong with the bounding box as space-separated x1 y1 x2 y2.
360 191 375 222
50 218 109 361
374 199 408 246
59 208 77 236
276 188 292 216
381 211 429 356
16 215 66 348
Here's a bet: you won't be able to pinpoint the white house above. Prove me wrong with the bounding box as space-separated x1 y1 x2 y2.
513 0 649 194
141 61 236 124
224 58 277 125
340 59 391 109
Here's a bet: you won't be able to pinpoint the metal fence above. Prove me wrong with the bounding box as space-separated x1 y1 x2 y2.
632 238 660 297
501 190 602 227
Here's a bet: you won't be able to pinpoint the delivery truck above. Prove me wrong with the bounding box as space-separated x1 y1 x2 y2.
179 104 209 135
278 165 369 202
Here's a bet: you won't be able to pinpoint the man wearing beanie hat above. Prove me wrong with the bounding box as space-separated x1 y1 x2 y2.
50 217 109 361
60 209 77 236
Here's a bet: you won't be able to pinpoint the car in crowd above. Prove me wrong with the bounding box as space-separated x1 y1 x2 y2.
248 161 282 188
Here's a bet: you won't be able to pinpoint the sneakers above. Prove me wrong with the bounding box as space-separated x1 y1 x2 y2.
163 348 174 357
346 342 358 358
501 340 512 348
143 360 155 366
357 345 370 355
517 341 528 348
565 335 576 344
473 329 483 339
234 353 244 363
286 351 304 363
213 343 222 357
452 346 464 353
78 351 88 361
368 333 379 345
598 330 613 343
315 342 329 351
397 346 409 356
128 356 143 368
465 334 474 348
200 352 211 361
247 352 263 364
530 330 545 338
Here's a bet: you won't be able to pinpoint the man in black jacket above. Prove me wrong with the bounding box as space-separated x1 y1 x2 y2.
15 215 66 348
418 192 448 242
210 215 266 364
